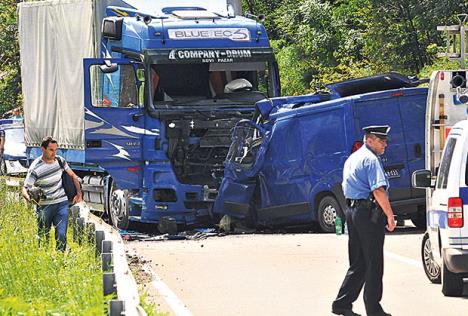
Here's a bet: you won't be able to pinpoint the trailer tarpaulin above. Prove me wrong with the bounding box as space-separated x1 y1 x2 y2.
18 0 94 149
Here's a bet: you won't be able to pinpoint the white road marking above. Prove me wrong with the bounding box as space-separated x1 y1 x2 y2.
148 265 193 316
385 250 421 268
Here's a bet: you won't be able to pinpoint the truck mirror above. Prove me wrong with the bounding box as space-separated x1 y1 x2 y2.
412 169 433 188
99 60 118 74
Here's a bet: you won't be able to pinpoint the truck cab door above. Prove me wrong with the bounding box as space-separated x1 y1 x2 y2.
83 58 144 189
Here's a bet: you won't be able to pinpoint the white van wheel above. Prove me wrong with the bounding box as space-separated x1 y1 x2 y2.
441 259 464 296
318 196 341 233
421 232 441 284
109 182 130 230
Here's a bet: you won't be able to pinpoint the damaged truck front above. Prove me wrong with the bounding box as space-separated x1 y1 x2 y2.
214 73 428 232
19 0 280 230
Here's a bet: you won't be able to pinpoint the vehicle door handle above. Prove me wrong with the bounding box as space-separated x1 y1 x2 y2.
132 113 144 122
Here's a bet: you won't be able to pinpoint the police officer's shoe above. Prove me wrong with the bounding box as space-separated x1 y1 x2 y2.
331 307 361 316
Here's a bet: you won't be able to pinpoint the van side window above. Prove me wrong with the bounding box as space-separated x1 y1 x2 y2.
437 138 457 189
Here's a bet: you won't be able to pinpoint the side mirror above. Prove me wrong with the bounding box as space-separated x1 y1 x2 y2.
412 169 433 188
99 60 118 73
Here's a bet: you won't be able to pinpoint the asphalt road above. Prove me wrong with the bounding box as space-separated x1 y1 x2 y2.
129 223 468 316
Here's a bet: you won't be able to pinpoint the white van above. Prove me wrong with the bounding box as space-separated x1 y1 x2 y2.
413 119 468 296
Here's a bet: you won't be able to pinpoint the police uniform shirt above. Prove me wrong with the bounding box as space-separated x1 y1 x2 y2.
342 144 389 199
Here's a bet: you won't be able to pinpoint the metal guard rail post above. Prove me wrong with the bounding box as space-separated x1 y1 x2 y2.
70 203 147 316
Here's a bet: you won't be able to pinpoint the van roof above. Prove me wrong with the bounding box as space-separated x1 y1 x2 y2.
270 87 428 120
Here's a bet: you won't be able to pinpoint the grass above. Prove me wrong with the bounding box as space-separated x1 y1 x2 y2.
0 183 105 315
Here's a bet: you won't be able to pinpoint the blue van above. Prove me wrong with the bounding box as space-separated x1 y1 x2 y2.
213 73 428 232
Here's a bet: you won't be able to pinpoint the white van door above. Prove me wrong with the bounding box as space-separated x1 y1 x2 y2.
429 133 461 260
459 130 468 250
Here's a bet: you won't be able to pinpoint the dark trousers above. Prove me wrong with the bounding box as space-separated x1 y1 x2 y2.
36 200 69 252
333 204 386 315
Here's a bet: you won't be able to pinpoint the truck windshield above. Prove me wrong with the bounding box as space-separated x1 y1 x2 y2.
150 61 274 106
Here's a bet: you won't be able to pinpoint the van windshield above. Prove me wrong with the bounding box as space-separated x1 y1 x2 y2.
437 138 457 189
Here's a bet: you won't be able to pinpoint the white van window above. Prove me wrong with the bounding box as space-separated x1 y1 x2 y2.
437 138 457 189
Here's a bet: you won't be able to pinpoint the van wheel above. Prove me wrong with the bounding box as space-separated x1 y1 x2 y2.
109 182 130 230
442 259 464 296
421 232 441 284
317 196 341 233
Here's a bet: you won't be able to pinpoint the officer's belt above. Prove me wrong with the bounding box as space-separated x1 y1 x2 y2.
346 198 372 208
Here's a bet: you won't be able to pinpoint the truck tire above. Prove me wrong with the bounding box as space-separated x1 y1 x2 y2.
318 196 341 233
421 232 441 284
441 259 464 297
109 182 130 230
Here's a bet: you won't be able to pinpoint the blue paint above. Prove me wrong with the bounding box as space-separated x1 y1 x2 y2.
427 210 447 229
459 187 468 204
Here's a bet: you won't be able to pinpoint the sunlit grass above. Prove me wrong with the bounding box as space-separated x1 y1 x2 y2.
0 182 104 314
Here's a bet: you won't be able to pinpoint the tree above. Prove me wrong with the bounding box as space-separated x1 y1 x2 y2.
0 0 21 114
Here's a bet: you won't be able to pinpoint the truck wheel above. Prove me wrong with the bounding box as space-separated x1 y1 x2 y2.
442 259 464 297
109 183 130 230
411 208 427 229
421 232 441 284
317 196 341 233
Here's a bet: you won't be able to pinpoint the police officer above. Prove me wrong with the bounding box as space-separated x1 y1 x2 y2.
332 125 396 316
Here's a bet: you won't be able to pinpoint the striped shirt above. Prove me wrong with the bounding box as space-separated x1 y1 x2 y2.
24 156 70 205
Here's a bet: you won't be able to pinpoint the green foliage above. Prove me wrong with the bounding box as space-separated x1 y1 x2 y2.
0 184 104 314
252 0 468 95
0 0 21 113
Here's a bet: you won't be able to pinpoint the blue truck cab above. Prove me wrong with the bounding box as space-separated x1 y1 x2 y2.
214 73 428 232
81 1 280 228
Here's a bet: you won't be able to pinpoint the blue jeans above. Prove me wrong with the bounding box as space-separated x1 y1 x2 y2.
36 200 69 251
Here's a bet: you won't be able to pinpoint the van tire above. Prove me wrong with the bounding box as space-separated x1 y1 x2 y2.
317 196 341 233
441 259 464 296
421 232 441 284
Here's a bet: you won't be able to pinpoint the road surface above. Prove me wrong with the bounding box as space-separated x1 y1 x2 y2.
128 224 468 316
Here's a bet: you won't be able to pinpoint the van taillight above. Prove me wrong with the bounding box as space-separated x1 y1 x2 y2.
352 141 363 153
448 197 464 228
440 72 444 80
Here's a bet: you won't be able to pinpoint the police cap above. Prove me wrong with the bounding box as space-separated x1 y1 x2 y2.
362 125 391 139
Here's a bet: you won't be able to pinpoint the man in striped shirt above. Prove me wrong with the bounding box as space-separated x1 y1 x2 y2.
22 136 82 251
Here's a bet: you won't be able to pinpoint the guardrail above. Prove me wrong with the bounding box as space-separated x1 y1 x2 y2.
70 203 147 316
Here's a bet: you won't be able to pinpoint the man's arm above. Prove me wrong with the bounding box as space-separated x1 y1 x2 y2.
372 186 395 232
66 168 83 203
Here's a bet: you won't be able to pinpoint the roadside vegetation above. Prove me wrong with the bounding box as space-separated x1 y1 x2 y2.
0 183 104 314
